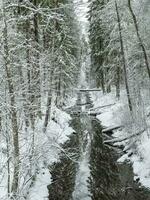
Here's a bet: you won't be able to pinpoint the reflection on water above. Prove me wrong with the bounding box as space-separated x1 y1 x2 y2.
88 118 150 200
48 93 150 200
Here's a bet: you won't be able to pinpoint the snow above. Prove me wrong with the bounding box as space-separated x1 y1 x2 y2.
64 96 77 109
27 107 74 200
91 88 150 189
27 0 90 199
28 169 51 200
0 105 74 200
91 89 125 127
130 133 150 188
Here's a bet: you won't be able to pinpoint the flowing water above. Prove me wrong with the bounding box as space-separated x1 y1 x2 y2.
48 93 150 200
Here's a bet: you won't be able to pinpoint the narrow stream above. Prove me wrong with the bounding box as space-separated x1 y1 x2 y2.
89 117 150 200
48 93 150 199
72 111 92 199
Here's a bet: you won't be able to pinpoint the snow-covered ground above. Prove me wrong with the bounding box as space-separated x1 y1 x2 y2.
27 107 75 200
91 89 125 127
91 88 150 189
0 105 74 200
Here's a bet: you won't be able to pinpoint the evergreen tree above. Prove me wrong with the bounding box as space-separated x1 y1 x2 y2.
88 0 121 96
0 0 81 197
88 0 106 93
43 0 81 132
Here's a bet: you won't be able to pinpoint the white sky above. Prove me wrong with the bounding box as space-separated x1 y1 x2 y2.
74 0 89 37
74 0 89 23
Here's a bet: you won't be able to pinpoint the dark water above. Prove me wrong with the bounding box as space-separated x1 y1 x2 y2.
48 93 150 200
89 118 150 200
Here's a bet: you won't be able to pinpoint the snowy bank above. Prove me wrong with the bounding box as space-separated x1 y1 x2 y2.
27 107 74 200
0 106 74 200
91 89 150 189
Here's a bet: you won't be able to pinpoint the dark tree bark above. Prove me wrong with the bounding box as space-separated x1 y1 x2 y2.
31 0 41 120
25 19 31 128
128 0 150 79
115 0 133 112
43 0 59 131
116 62 120 99
43 70 54 132
3 7 20 197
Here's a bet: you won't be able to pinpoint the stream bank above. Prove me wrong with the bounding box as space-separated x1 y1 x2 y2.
47 92 150 199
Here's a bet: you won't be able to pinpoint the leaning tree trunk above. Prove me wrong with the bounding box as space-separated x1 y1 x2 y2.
128 0 150 79
3 5 20 197
115 0 133 112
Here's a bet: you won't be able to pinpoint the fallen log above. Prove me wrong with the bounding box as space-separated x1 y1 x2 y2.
90 103 116 111
79 89 101 92
105 143 124 151
88 111 102 117
104 129 145 145
102 130 114 136
102 125 123 133
77 102 92 106
70 111 81 115
103 133 113 140
123 140 137 153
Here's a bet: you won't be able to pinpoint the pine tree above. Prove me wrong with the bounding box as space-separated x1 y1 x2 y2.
88 0 106 93
88 0 121 96
43 0 81 131
0 0 81 198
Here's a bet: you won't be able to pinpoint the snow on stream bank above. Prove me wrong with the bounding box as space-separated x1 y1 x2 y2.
27 107 74 200
0 105 74 200
91 89 150 189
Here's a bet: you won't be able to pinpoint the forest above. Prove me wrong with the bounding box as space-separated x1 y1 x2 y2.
0 0 150 199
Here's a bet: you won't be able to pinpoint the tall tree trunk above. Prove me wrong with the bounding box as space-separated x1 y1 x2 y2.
128 0 150 79
43 72 53 133
56 66 62 107
26 17 36 172
106 68 111 93
115 0 132 112
6 127 10 197
32 0 41 119
101 69 105 94
25 19 31 128
5 94 10 197
3 4 20 196
17 1 30 129
43 0 59 131
116 62 120 99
